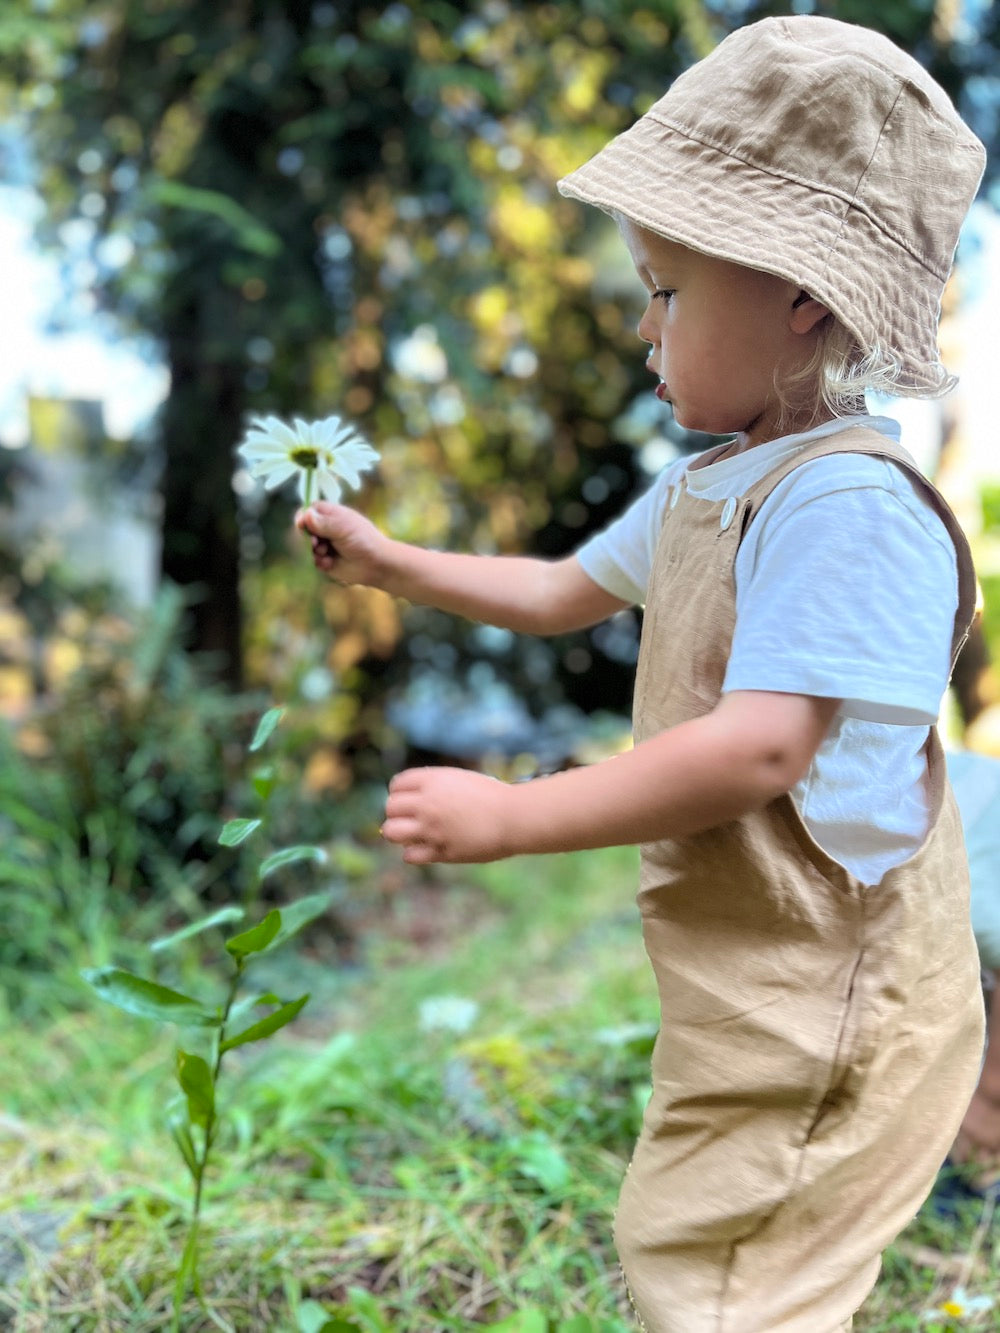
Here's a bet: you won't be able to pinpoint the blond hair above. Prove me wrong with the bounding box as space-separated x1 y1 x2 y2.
777 316 957 433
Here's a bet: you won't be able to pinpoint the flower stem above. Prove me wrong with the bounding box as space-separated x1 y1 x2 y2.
303 469 314 508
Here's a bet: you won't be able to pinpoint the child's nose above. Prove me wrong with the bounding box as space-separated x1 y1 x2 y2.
637 306 657 344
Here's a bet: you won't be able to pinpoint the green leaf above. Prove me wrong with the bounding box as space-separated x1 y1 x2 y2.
219 817 262 847
252 765 277 800
220 994 309 1053
481 1311 548 1333
227 991 282 1026
249 706 285 752
343 1287 391 1333
259 891 332 954
297 1299 363 1333
225 909 281 959
510 1133 571 1194
150 178 283 257
176 1050 215 1128
82 968 218 1026
168 1112 199 1179
151 906 245 953
556 1319 599 1333
259 844 327 881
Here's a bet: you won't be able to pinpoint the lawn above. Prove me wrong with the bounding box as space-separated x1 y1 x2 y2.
0 845 996 1331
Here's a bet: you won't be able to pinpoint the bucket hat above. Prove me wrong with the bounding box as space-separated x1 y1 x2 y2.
557 16 985 394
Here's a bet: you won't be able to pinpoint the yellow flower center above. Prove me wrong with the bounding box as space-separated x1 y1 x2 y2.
290 446 318 469
941 1301 965 1316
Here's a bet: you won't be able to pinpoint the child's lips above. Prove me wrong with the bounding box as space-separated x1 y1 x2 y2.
646 358 667 400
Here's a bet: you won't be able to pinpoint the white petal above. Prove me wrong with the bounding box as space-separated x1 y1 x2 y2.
332 441 379 486
250 418 297 451
316 416 349 447
330 421 361 449
329 457 362 489
239 440 288 464
314 468 343 503
260 461 299 489
246 413 283 434
242 432 289 457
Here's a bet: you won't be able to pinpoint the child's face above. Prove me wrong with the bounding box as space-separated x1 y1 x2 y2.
619 220 824 447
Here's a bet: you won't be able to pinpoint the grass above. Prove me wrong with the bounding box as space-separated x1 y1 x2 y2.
1 844 998 1330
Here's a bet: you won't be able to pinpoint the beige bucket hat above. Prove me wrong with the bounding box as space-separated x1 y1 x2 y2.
558 16 986 394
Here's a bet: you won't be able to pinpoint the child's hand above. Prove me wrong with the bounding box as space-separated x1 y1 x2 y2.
382 767 515 864
294 502 386 585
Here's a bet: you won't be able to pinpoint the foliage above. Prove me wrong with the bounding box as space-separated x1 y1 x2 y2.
0 581 382 1021
0 582 246 1016
82 703 332 1329
3 0 715 697
0 723 165 1019
7 0 999 716
1 845 998 1328
16 582 253 889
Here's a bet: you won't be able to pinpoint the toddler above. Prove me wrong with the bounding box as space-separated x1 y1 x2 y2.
300 17 986 1331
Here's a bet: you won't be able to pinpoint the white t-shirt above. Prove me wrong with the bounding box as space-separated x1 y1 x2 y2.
576 416 960 884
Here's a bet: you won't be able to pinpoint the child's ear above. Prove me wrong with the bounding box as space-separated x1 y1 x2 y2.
789 291 832 335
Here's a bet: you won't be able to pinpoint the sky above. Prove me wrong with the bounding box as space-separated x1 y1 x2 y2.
0 178 168 450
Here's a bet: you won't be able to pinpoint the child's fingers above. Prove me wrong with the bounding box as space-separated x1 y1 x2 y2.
381 815 423 845
402 842 439 865
295 506 342 563
387 768 429 794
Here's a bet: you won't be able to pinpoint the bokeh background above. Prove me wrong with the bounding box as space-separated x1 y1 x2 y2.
5 0 1000 775
3 2 1000 1328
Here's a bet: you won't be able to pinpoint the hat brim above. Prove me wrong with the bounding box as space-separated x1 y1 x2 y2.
558 120 949 394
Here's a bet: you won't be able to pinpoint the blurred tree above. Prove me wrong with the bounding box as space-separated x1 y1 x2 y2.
4 0 999 722
3 0 718 700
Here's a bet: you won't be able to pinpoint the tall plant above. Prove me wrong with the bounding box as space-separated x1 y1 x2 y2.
83 705 330 1330
81 419 377 1326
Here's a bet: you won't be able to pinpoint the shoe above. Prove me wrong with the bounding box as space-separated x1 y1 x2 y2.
928 1157 1000 1221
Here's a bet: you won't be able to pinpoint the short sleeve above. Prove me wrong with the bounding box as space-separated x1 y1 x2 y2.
723 457 959 725
575 462 680 606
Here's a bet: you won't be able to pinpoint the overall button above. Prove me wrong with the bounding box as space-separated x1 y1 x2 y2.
720 497 737 530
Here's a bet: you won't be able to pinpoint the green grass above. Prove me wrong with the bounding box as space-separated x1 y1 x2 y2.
1 846 998 1330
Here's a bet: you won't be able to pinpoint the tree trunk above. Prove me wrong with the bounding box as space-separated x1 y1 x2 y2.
160 317 245 690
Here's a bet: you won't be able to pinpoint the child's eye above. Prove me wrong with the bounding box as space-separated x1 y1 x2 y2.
652 288 675 303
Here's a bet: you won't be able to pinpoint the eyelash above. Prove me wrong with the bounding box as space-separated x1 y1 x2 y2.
652 289 675 302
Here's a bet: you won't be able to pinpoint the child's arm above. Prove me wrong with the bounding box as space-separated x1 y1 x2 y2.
381 689 840 863
296 501 629 634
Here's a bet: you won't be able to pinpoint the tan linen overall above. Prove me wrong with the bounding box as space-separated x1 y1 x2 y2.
617 429 984 1333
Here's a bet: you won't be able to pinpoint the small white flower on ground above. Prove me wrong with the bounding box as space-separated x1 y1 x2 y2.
237 413 379 505
923 1285 995 1321
418 995 480 1035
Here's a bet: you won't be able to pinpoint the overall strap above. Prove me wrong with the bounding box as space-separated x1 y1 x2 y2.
737 426 978 670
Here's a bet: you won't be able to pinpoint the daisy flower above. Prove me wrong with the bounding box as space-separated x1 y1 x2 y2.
237 413 379 507
923 1285 994 1321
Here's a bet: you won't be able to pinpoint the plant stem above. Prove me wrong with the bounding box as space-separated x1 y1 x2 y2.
175 956 244 1329
303 468 314 508
192 960 243 1220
